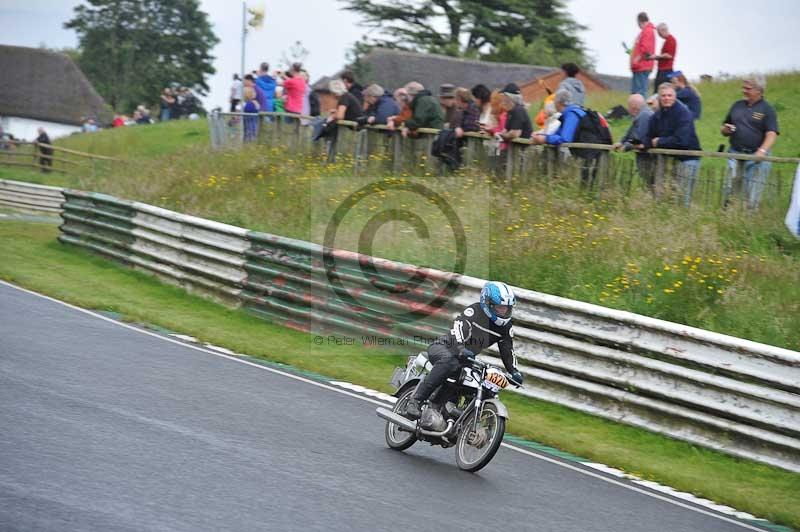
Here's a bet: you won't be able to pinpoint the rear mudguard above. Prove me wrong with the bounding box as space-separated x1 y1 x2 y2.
394 379 421 398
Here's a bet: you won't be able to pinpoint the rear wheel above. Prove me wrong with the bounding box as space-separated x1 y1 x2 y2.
384 388 418 451
455 402 505 472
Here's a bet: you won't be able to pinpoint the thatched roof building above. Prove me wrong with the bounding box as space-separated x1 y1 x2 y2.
313 48 630 98
0 45 112 126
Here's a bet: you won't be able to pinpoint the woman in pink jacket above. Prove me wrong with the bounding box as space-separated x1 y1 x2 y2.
282 63 307 115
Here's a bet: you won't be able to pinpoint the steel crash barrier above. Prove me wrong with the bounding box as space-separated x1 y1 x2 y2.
209 111 800 211
0 179 65 213
54 188 800 473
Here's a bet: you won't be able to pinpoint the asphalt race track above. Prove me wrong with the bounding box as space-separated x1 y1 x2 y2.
0 282 767 531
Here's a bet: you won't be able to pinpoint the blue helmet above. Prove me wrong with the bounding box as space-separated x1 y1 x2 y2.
480 281 516 326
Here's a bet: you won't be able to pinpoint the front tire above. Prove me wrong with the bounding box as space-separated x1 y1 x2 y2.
385 388 418 451
455 402 505 472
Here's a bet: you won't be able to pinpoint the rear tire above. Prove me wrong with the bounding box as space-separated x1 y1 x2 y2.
385 388 418 451
455 402 505 472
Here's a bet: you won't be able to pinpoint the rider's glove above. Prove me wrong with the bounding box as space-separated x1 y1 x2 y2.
510 370 524 385
458 348 475 362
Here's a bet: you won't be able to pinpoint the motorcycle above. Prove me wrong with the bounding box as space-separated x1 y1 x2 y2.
375 351 521 472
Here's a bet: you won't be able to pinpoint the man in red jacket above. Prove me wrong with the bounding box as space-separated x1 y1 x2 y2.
630 12 656 99
653 23 677 92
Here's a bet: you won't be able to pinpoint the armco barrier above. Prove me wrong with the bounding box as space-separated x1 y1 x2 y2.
57 189 800 473
0 179 64 214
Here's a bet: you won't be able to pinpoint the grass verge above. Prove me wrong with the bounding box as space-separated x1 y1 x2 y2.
1 219 798 528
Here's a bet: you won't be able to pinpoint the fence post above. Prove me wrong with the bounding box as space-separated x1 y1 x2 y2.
654 154 666 199
392 133 403 176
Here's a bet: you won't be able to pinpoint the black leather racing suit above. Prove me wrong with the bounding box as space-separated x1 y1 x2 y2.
413 302 517 403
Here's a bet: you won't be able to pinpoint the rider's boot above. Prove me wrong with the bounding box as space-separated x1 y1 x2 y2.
405 398 422 420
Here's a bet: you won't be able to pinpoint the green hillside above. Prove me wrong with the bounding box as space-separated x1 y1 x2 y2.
2 73 799 351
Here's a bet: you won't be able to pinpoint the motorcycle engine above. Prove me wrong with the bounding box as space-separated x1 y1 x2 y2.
419 407 447 431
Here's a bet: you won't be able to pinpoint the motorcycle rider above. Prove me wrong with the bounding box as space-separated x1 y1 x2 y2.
405 281 524 420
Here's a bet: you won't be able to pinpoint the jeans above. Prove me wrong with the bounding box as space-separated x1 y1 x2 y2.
723 148 772 210
674 158 700 207
631 71 650 99
160 108 170 122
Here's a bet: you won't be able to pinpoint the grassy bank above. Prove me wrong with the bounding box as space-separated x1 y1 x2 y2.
1 219 798 527
1 73 798 352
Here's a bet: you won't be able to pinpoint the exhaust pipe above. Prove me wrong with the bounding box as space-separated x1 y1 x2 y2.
376 407 417 432
420 419 454 438
376 407 455 438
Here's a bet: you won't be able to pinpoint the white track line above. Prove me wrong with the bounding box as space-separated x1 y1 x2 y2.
0 280 773 531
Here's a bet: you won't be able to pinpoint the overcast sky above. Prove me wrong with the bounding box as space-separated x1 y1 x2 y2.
2 0 799 110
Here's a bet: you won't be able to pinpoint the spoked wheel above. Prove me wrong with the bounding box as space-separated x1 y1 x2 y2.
384 388 418 451
455 402 505 472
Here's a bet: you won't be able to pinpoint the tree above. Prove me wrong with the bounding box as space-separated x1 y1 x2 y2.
340 0 590 68
65 0 219 112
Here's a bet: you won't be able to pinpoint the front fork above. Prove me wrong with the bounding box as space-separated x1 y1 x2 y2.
471 386 484 433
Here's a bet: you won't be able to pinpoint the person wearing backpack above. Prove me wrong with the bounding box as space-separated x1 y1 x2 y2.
532 89 613 187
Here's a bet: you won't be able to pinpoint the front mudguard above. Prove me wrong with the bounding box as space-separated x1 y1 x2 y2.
482 398 509 420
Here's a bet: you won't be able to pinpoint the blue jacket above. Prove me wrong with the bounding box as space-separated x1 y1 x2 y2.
368 92 400 125
545 104 585 145
256 74 276 112
643 100 701 160
676 87 702 120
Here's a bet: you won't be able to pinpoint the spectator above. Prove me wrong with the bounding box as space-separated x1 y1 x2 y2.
669 71 702 120
454 87 481 138
484 90 508 137
341 70 364 105
721 75 780 209
327 79 362 122
230 74 243 112
558 63 585 106
439 84 462 128
630 12 656 99
159 88 174 121
534 100 561 136
471 84 493 129
653 23 677 90
646 93 660 112
242 86 261 142
112 114 125 128
273 86 286 113
244 74 268 115
387 88 412 131
256 63 276 112
402 82 444 137
135 105 151 124
643 82 702 207
616 93 655 186
532 89 605 186
497 83 532 142
363 84 400 126
35 128 53 172
282 63 307 116
82 117 98 133
300 70 313 117
531 89 579 146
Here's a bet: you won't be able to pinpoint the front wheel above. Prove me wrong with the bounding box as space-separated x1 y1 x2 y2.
385 388 418 451
455 402 505 472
